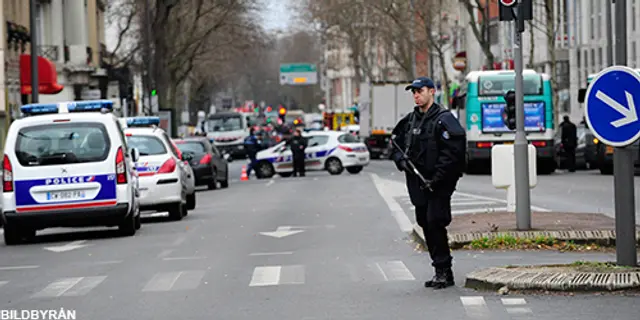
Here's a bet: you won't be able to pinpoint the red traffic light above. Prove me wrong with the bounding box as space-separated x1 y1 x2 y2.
266 106 272 112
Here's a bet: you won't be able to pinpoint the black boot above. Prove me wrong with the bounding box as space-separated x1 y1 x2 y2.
424 267 454 289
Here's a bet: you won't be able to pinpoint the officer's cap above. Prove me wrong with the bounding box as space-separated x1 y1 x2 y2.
405 77 436 91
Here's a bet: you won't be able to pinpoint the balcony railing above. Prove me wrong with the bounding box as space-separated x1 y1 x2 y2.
39 45 59 61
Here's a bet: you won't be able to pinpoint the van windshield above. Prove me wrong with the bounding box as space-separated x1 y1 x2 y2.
15 123 111 167
207 115 243 132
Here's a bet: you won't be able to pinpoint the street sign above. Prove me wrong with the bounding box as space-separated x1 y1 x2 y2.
584 65 640 147
279 63 318 85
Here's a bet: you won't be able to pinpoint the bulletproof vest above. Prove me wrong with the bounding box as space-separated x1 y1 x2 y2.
404 108 446 172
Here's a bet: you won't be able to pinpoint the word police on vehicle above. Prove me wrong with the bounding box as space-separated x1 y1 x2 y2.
45 175 99 185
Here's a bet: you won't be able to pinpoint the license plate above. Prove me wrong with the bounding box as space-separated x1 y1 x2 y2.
47 190 86 201
359 157 367 161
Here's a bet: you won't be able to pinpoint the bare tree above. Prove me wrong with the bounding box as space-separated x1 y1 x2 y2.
458 0 496 68
106 0 141 66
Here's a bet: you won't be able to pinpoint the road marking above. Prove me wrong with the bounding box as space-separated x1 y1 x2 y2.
455 191 550 212
249 251 293 256
501 298 527 305
143 272 183 292
0 265 39 271
157 249 173 258
506 307 532 314
370 174 413 233
32 277 84 298
168 271 205 291
62 276 106 296
162 256 206 261
452 207 509 215
460 296 491 319
451 200 497 207
43 240 89 252
265 180 275 187
249 266 281 287
171 236 186 246
376 261 415 281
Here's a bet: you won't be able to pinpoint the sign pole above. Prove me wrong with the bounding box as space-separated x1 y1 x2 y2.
513 0 531 230
613 0 637 267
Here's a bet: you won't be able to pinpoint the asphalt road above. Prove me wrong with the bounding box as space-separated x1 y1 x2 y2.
0 160 638 319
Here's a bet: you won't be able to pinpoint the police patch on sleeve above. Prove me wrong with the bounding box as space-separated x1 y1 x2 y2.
442 131 450 140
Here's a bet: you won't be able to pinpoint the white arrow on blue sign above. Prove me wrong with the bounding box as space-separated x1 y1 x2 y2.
584 65 640 147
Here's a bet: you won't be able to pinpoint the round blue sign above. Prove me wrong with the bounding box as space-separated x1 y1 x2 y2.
584 66 640 147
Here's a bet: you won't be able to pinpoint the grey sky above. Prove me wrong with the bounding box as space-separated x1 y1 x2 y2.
260 0 292 31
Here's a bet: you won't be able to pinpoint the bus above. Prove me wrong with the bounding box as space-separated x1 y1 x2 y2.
454 69 556 174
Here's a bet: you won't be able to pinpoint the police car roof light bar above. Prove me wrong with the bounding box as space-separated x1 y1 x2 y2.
20 100 114 116
126 116 160 127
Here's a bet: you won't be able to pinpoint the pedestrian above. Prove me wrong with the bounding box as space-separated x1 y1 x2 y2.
390 76 467 289
560 115 578 172
244 128 260 178
287 129 307 177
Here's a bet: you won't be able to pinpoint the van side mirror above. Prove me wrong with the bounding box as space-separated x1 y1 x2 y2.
130 148 140 162
578 88 587 103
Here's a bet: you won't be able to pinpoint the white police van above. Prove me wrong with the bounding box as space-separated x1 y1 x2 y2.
1 100 141 245
123 117 194 220
254 130 370 178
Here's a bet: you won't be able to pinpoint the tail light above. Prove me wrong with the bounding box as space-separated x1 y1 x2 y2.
115 147 127 184
532 141 547 147
200 154 212 164
338 145 353 152
476 142 493 148
157 158 176 174
3 154 13 192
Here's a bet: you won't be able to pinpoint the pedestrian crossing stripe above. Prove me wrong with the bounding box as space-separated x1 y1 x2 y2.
460 296 532 318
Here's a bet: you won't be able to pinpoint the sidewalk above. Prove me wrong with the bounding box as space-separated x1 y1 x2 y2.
412 211 640 249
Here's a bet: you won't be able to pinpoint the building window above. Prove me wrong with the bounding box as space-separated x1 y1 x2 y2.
577 50 582 82
632 41 638 68
598 47 603 70
591 49 596 73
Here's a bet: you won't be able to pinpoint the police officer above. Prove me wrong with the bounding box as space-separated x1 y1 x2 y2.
244 128 261 178
390 77 467 289
560 115 577 172
287 129 307 177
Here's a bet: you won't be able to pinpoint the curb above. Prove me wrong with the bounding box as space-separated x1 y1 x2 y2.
410 223 640 249
464 267 640 292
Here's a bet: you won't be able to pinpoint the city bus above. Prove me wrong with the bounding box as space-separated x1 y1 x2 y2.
454 69 556 174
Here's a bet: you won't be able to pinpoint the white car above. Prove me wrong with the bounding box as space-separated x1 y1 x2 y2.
123 117 195 220
1 100 141 245
254 130 370 178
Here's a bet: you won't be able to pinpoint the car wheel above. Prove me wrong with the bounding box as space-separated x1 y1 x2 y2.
168 202 184 221
257 161 275 179
119 211 137 236
346 166 363 174
187 193 196 210
326 157 344 175
208 169 218 190
3 224 23 245
220 171 229 188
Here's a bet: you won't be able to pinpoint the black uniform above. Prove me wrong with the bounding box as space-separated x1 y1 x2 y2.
391 103 466 289
560 117 577 172
288 135 307 177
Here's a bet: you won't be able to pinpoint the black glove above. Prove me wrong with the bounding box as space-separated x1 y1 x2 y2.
395 159 411 172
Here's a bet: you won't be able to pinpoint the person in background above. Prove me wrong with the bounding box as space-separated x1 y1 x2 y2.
560 115 578 172
243 128 260 178
287 129 307 177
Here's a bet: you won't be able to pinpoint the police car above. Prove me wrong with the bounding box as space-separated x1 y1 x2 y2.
254 130 370 178
1 100 141 245
123 117 194 220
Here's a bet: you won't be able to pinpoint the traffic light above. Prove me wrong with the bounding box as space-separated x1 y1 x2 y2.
278 107 287 122
502 90 516 130
266 106 272 113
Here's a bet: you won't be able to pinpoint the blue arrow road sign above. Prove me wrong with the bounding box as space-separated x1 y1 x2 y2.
584 66 640 147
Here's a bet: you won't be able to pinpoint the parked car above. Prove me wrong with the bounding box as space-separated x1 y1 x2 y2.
174 136 231 189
